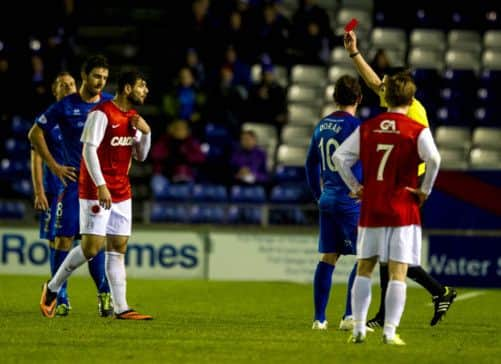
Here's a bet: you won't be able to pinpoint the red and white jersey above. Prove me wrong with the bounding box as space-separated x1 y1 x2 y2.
79 101 138 202
334 111 440 227
359 113 426 226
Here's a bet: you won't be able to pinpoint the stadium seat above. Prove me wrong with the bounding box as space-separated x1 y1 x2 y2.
273 165 306 183
438 148 468 170
269 207 308 225
340 0 374 12
10 115 32 137
483 30 501 51
0 201 25 219
327 65 358 84
270 183 311 203
447 30 482 54
192 184 228 202
281 125 312 148
150 203 189 223
11 178 32 197
481 50 501 71
370 27 407 53
444 49 481 72
287 104 319 126
5 138 30 157
330 46 352 65
250 64 288 87
435 105 470 126
227 205 262 225
471 127 501 150
276 144 307 166
407 47 445 71
230 185 266 203
154 183 192 202
287 84 323 106
469 148 501 170
368 47 406 67
189 205 226 224
409 29 446 52
476 86 499 106
441 69 478 89
335 7 372 37
290 65 327 87
479 69 501 88
434 126 471 151
474 106 500 126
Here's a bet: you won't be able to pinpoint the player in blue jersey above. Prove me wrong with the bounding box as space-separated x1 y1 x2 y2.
305 75 373 332
28 55 114 317
31 71 77 316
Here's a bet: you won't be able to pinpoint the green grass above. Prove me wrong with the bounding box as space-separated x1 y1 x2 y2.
0 275 500 363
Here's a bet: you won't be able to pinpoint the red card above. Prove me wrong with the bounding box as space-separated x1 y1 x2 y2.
344 18 359 32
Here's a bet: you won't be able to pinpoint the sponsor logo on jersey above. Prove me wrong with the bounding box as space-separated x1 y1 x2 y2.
375 119 400 134
111 136 134 146
72 109 81 115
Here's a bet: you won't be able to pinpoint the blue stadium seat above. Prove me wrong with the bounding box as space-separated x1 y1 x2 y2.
11 178 32 197
270 183 312 203
152 182 192 202
192 184 227 202
0 201 25 219
436 105 473 126
269 207 308 225
441 69 478 89
0 158 30 179
150 174 170 200
150 203 189 223
189 205 226 224
227 205 262 225
479 70 501 88
5 138 30 157
10 116 32 137
474 106 501 126
273 165 306 183
230 185 266 203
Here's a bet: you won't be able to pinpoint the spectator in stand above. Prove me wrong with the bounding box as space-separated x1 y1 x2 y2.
162 67 206 138
247 63 287 131
291 0 335 64
206 65 248 138
230 129 268 185
222 44 252 89
222 10 254 63
184 47 207 89
253 2 291 65
151 119 206 183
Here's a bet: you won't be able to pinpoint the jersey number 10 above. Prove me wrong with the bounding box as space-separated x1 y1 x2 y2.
318 137 339 172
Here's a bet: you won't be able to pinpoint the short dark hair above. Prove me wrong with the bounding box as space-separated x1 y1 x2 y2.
81 54 109 75
333 75 362 106
117 70 145 93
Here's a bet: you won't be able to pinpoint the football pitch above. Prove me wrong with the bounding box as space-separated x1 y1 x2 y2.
1 275 500 363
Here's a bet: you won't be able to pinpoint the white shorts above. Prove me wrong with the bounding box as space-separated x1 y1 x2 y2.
79 199 132 237
356 225 422 265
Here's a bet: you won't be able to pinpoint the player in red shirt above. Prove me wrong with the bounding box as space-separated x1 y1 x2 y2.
40 70 153 320
333 73 441 345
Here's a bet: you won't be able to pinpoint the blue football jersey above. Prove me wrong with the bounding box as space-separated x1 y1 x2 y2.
42 124 65 195
305 110 362 208
35 92 114 171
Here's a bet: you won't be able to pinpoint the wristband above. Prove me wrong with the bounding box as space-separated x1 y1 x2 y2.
349 51 360 58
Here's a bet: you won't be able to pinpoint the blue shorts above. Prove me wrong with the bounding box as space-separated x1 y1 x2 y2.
318 208 358 255
54 181 80 238
39 193 59 242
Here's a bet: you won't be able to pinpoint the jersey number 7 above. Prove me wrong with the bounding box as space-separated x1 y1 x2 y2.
376 143 394 181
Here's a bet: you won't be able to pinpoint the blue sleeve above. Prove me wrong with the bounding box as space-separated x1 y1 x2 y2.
305 135 321 201
35 101 62 132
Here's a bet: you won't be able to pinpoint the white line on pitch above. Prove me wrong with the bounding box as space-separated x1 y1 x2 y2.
427 291 486 306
